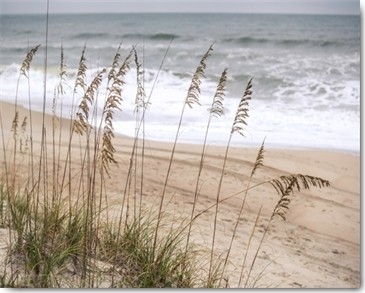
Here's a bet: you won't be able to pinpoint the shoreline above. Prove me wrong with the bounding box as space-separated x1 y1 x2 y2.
0 100 360 157
138 134 361 157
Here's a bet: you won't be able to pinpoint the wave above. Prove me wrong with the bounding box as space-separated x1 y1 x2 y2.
278 39 341 47
150 33 180 40
122 33 180 40
71 32 112 39
224 36 346 48
120 33 145 39
225 36 269 44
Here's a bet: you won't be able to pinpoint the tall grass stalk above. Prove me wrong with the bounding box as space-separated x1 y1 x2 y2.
153 44 213 256
133 40 172 226
219 138 265 285
184 68 227 258
138 42 147 223
243 174 330 287
132 48 144 222
94 44 122 231
25 45 41 198
208 78 253 283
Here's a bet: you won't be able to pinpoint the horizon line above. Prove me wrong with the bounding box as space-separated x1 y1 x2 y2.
1 11 359 16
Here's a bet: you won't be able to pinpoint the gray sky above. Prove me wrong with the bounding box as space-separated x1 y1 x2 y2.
0 0 360 15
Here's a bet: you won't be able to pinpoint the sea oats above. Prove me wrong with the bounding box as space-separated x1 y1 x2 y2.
210 68 227 118
133 48 147 113
100 50 133 175
57 45 68 96
231 78 253 136
74 45 87 93
108 44 122 83
185 45 213 108
73 68 106 135
11 111 19 138
270 174 330 220
250 138 265 177
20 44 41 77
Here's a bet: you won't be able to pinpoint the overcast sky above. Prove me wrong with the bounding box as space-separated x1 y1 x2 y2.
0 0 360 15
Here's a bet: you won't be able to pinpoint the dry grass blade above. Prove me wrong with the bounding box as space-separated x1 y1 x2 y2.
19 116 28 153
231 78 253 136
154 45 213 258
270 174 330 220
57 45 68 95
245 174 329 287
210 68 227 118
20 116 27 132
20 44 41 77
185 45 213 108
271 179 295 221
108 44 122 83
74 45 87 93
53 46 68 120
219 138 265 285
11 111 19 138
133 48 147 112
184 68 227 262
106 49 133 112
100 114 117 176
238 204 262 287
250 138 265 177
100 127 117 176
84 68 106 109
73 68 106 135
100 50 133 175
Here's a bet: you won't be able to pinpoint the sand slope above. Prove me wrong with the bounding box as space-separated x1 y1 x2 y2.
0 101 360 288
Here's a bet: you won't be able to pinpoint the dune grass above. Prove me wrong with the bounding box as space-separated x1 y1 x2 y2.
0 42 330 288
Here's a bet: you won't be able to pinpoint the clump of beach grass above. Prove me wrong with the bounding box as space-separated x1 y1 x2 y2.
0 41 330 288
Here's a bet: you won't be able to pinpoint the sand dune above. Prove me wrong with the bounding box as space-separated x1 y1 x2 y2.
0 101 360 288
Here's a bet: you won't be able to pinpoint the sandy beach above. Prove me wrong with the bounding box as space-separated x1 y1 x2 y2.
0 101 360 288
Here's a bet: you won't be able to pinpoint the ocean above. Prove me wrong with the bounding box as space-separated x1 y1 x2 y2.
0 13 360 153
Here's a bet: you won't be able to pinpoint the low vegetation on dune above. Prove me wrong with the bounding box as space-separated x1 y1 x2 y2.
0 42 330 288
